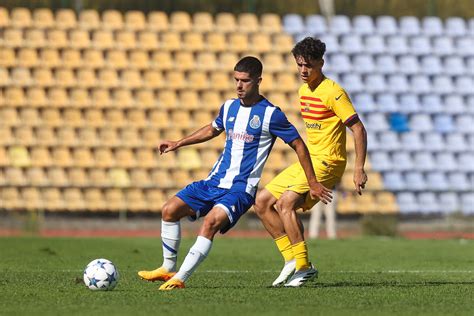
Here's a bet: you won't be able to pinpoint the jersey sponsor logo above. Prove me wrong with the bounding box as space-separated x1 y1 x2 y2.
231 205 236 213
227 128 255 143
335 93 344 100
305 122 322 129
249 115 261 129
228 116 235 122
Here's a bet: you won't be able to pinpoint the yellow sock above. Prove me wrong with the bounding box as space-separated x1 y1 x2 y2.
274 235 294 262
292 241 310 270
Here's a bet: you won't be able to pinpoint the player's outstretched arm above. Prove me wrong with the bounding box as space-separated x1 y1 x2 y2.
159 124 222 154
288 137 332 204
348 120 368 195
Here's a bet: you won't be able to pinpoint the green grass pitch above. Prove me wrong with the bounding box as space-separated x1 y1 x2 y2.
0 236 473 316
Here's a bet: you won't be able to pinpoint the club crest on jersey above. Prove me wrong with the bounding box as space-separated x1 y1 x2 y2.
249 115 261 129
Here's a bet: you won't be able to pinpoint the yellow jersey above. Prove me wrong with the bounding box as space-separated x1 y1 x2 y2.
298 77 358 174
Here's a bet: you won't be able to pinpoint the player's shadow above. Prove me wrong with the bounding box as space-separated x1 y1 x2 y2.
306 280 474 288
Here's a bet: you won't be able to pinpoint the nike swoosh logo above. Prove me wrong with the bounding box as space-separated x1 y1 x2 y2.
335 93 343 100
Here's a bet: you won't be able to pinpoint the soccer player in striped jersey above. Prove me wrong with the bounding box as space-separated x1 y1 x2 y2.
138 56 332 290
254 37 368 287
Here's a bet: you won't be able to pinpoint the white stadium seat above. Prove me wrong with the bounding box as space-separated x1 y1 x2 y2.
422 16 444 36
399 16 421 36
352 15 375 35
375 16 398 35
445 17 467 36
404 172 427 191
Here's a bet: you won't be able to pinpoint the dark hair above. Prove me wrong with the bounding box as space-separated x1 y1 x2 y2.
291 37 326 61
234 56 263 78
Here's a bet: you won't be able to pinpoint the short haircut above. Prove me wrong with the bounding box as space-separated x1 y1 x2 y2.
291 37 326 61
234 56 263 78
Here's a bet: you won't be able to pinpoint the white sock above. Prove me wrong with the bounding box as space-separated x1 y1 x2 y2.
161 220 181 272
174 236 212 282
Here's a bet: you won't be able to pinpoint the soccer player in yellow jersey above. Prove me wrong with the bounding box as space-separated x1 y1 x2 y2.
254 37 368 287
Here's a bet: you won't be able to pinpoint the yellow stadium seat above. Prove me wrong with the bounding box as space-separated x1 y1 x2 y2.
23 187 43 210
8 145 30 167
267 92 288 108
188 70 209 90
177 148 202 170
48 87 70 108
215 13 237 33
196 52 218 71
68 168 89 187
51 147 73 167
108 168 130 187
200 149 219 169
261 13 282 33
135 148 156 168
151 51 173 70
30 147 53 167
135 89 156 108
126 188 147 212
26 87 49 107
182 32 205 51
33 8 54 29
228 33 249 53
194 110 213 126
92 30 115 50
147 11 168 32
34 126 56 146
375 192 398 213
54 68 76 88
11 7 32 29
82 49 105 69
124 10 146 31
206 32 226 52
170 11 191 32
79 9 100 30
4 28 23 47
126 108 147 127
336 192 356 213
105 108 126 126
46 29 68 48
129 50 149 70
0 126 12 146
105 49 127 69
0 146 9 166
263 52 285 73
273 34 294 53
91 88 112 107
26 167 49 186
39 48 61 68
355 193 377 213
145 189 166 212
93 148 115 168
121 69 142 89
210 71 231 92
249 33 272 54
141 127 159 146
78 126 99 145
19 108 40 125
237 13 259 33
17 48 40 68
57 126 77 146
175 51 195 71
218 52 238 70
84 188 106 211
5 167 27 185
98 127 119 146
160 31 181 51
0 68 9 86
173 170 192 188
178 90 200 109
169 109 191 125
0 48 16 67
97 69 120 88
24 29 46 48
47 167 69 186
76 69 97 88
4 87 26 106
366 172 384 191
112 88 134 108
33 68 54 87
55 9 77 30
201 90 221 110
148 109 170 129
115 148 136 168
259 72 274 93
63 188 86 211
164 70 185 90
11 67 32 86
275 72 298 92
116 30 136 50
102 10 124 30
0 7 9 28
2 187 22 209
69 29 91 49
193 12 214 32
61 48 83 68
119 127 141 146
83 109 104 127
63 108 83 127
137 31 159 50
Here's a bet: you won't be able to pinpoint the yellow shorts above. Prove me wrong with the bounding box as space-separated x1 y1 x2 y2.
265 159 345 211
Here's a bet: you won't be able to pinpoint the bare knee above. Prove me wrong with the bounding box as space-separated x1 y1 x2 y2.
161 202 176 222
200 215 223 239
254 190 276 218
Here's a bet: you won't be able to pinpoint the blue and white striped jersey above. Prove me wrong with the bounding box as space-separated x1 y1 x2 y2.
207 97 300 197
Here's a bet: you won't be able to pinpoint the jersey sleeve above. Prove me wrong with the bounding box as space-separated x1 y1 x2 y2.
327 89 359 126
212 104 225 131
269 108 301 144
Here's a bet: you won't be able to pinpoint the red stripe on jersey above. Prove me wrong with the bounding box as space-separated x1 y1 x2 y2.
302 113 336 121
301 108 333 115
301 96 322 102
300 102 326 109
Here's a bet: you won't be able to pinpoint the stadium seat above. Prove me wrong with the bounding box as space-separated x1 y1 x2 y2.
193 12 214 33
57 126 77 146
0 7 9 28
364 35 385 55
378 131 400 151
426 171 450 191
418 192 441 213
353 93 376 113
399 16 421 36
69 29 91 49
432 36 454 56
84 188 106 211
410 75 431 94
413 152 435 171
458 153 474 172
383 171 405 191
79 9 100 30
319 34 339 52
420 56 442 75
0 48 16 67
283 14 305 35
419 94 442 114
145 189 165 212
370 152 392 171
4 28 23 48
438 192 460 213
55 8 76 29
137 31 159 50
387 74 409 94
421 16 443 36
365 74 386 94
435 152 457 172
455 115 474 133
34 126 56 145
22 187 43 210
24 29 46 48
261 13 282 34
11 7 32 28
249 33 273 54
423 132 445 151
70 149 93 168
147 11 168 32
340 73 363 93
398 94 420 113
160 31 182 51
48 167 69 186
124 10 146 31
398 55 419 75
237 13 259 33
375 16 398 36
76 69 97 88
42 187 65 211
352 15 374 35
392 152 414 171
329 53 351 73
433 114 455 134
454 36 473 57
340 34 363 54
105 188 127 211
447 172 471 191
403 172 427 191
444 56 465 76
51 147 73 167
182 32 205 52
170 11 191 32
386 35 409 55
329 15 351 35
445 17 467 36
92 30 114 50
102 10 123 30
68 168 89 187
445 133 468 152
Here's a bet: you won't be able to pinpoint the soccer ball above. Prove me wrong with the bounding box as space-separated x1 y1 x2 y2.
83 258 119 291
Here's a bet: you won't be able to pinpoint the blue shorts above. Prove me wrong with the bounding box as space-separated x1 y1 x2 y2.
176 180 255 234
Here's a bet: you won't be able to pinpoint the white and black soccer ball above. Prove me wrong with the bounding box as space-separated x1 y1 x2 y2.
83 258 119 291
